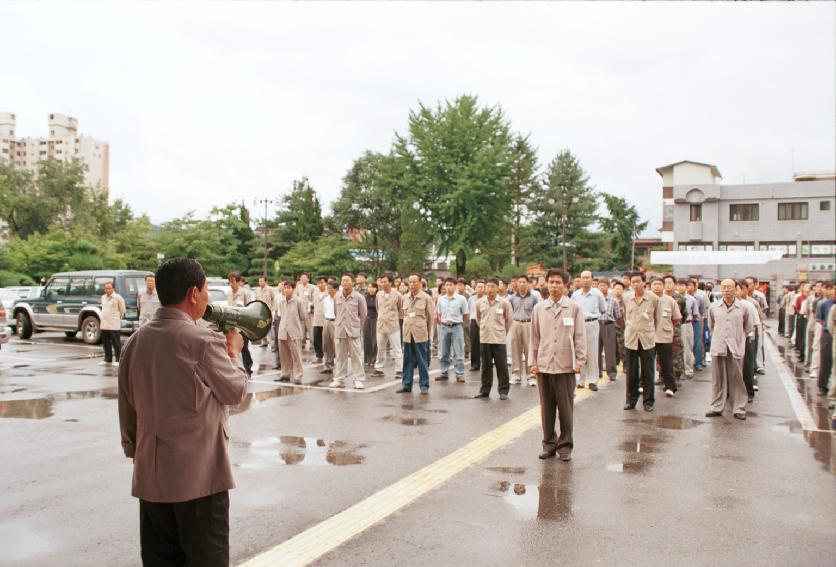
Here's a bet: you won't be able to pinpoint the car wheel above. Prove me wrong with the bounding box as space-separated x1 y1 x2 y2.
64 331 78 339
81 315 101 345
16 312 33 339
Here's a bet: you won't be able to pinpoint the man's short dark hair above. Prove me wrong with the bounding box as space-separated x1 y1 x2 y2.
621 272 632 278
457 277 467 284
630 271 646 282
487 277 500 286
380 274 394 284
145 274 155 281
227 271 244 282
663 275 676 284
650 276 664 284
444 277 456 285
677 278 689 285
327 281 339 291
546 268 570 284
156 258 207 306
299 272 310 279
316 276 327 283
357 272 367 278
613 281 625 289
285 280 297 289
342 272 354 280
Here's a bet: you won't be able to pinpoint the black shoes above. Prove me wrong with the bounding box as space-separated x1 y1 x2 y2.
499 393 509 400
623 403 636 410
747 395 754 404
588 383 598 392
539 450 556 460
705 411 722 417
559 452 572 462
733 413 747 420
320 368 333 374
396 387 411 394
473 392 489 399
643 403 654 412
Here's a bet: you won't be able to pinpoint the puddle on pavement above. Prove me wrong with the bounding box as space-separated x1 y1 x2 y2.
236 436 366 468
606 458 652 474
652 416 704 430
491 475 573 521
486 466 526 475
617 436 663 454
400 404 448 413
0 388 118 419
0 521 52 563
383 415 429 426
230 387 303 415
771 420 803 435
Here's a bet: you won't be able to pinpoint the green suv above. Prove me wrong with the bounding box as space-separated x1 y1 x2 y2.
13 270 153 344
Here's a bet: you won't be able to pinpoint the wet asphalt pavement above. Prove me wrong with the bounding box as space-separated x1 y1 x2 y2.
0 325 833 566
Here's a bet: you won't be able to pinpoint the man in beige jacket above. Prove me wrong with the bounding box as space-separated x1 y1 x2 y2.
118 257 247 566
276 280 308 384
100 281 126 365
397 273 434 394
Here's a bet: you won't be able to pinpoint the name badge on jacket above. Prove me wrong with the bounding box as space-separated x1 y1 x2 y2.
563 317 574 326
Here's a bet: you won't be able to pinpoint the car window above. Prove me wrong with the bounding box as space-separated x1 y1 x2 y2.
208 290 227 302
46 277 70 298
94 277 115 295
68 277 94 296
123 276 147 297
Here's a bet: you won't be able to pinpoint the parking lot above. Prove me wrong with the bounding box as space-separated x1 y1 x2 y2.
1 328 834 566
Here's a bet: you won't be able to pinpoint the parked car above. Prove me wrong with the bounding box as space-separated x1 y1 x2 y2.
3 286 44 300
207 284 231 306
13 270 153 344
0 300 10 346
0 289 19 315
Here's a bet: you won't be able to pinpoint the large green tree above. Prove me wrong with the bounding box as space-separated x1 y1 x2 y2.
395 95 514 276
599 193 649 271
507 134 540 267
278 235 361 278
527 150 600 274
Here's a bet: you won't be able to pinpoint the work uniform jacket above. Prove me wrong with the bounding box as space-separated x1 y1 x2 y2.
277 295 308 341
101 292 126 331
376 289 402 335
529 295 587 374
118 307 247 503
401 290 434 343
709 299 752 360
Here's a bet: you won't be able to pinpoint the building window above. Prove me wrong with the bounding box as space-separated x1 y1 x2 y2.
778 202 808 220
759 242 797 255
718 243 755 252
689 204 702 221
729 204 759 221
802 243 835 257
821 200 831 211
677 243 714 252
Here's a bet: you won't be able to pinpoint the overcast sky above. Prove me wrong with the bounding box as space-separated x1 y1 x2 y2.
4 2 834 236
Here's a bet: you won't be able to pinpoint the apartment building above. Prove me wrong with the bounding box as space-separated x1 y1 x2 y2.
656 160 836 284
0 112 109 194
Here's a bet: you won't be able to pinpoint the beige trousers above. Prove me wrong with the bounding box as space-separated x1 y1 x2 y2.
709 349 747 415
279 338 304 382
511 321 532 381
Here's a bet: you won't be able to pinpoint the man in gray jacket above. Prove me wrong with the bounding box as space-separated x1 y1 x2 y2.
118 257 247 567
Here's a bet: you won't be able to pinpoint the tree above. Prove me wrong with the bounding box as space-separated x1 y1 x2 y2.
507 134 540 266
330 151 408 275
156 212 243 277
278 235 361 278
395 95 514 276
275 177 323 251
527 150 599 274
599 193 649 271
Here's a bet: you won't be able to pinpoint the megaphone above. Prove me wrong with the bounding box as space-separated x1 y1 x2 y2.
203 300 273 341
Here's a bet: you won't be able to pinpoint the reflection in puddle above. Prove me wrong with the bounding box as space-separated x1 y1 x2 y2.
617 436 663 454
382 415 429 426
492 470 573 521
486 466 526 475
653 416 704 430
0 388 118 419
400 404 448 413
606 458 652 474
236 436 366 468
230 387 303 415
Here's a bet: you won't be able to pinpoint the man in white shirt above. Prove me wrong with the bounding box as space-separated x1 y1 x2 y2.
571 271 606 391
137 275 161 327
320 281 338 374
468 281 485 371
101 281 126 365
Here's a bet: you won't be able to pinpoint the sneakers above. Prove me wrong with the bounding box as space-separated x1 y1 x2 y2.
588 383 598 391
527 377 537 387
395 371 403 378
510 378 522 385
328 381 344 388
435 374 449 381
665 389 675 397
354 381 365 390
456 375 466 383
371 369 385 377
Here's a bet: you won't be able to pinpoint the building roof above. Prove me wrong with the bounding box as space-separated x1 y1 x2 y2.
655 160 722 179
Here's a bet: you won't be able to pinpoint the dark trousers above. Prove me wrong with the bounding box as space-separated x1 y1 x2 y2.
480 343 510 395
796 316 807 360
743 338 756 396
363 317 378 364
139 491 229 567
241 336 252 373
599 321 617 378
313 325 324 359
537 372 575 454
626 343 656 406
655 342 676 392
102 330 121 362
273 318 282 367
469 320 481 370
819 330 833 393
778 307 785 335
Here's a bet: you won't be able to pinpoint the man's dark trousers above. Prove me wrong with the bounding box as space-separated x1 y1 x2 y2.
469 319 481 370
655 342 676 392
139 491 229 567
538 372 575 456
480 343 509 395
626 343 655 406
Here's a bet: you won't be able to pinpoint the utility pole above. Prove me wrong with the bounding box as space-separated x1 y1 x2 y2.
253 197 275 280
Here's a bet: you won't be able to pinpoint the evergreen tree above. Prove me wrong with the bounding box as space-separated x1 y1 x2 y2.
599 193 649 270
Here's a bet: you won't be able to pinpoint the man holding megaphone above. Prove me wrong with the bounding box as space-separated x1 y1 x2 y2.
227 272 254 377
118 258 248 566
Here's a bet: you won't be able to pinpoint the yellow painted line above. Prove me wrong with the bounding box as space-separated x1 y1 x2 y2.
240 387 593 567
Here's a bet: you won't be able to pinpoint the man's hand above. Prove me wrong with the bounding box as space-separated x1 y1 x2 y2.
573 365 582 374
530 365 539 377
225 328 244 358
